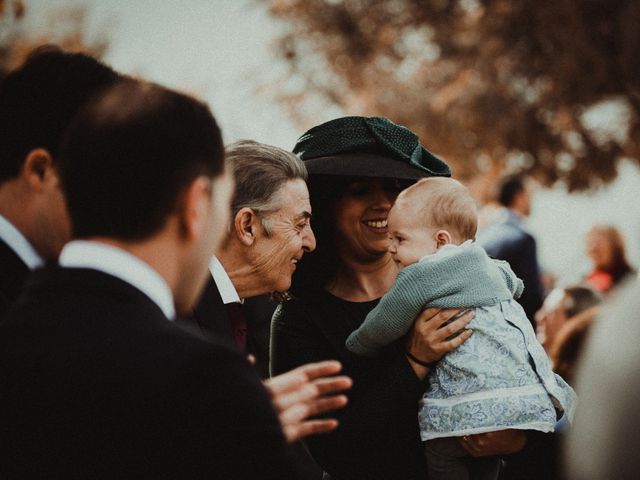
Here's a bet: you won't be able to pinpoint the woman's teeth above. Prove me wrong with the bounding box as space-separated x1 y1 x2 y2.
365 220 387 228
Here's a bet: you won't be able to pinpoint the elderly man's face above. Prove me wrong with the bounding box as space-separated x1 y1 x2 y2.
250 179 316 292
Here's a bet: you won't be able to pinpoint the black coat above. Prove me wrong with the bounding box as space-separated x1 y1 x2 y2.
271 290 429 480
0 266 300 479
190 276 273 378
0 238 29 317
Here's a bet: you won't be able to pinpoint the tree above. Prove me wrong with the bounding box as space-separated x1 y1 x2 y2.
268 0 640 194
1 0 108 80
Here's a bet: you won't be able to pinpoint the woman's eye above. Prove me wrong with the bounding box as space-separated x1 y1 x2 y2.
347 183 370 197
384 179 411 194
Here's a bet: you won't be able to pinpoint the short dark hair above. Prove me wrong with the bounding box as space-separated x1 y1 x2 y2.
59 81 225 240
562 286 602 319
497 175 525 207
0 45 122 183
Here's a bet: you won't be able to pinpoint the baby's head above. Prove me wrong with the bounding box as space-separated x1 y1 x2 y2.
388 177 477 267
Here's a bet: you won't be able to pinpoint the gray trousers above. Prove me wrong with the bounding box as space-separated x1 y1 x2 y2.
425 437 501 480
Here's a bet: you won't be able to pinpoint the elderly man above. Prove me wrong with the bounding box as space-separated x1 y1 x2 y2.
191 140 314 340
188 140 348 443
0 46 122 315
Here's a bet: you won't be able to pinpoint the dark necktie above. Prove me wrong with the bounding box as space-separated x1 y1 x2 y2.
224 302 247 351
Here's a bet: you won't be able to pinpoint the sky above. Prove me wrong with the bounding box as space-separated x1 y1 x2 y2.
20 0 640 284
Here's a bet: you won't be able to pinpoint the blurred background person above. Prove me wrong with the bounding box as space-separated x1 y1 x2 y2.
584 224 635 295
535 285 602 353
476 175 544 327
548 306 601 388
565 279 640 479
0 46 122 316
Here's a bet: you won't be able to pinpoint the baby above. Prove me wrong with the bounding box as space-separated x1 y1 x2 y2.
346 177 576 480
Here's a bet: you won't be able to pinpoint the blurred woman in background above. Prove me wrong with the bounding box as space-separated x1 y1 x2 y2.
585 224 635 294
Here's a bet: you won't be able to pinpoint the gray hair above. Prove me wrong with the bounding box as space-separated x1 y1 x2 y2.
225 140 307 235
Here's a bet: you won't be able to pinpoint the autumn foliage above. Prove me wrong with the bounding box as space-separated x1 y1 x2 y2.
269 0 640 193
0 0 107 79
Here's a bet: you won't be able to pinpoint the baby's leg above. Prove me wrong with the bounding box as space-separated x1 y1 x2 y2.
425 437 501 480
425 437 471 480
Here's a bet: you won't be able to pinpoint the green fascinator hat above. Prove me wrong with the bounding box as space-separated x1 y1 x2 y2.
293 116 451 180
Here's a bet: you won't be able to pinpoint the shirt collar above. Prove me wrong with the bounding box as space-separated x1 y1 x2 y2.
209 256 242 305
0 214 44 270
59 240 176 320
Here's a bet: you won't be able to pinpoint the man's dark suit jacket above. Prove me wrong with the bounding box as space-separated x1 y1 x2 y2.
191 277 274 378
190 278 324 478
477 211 544 326
0 266 300 479
0 238 29 317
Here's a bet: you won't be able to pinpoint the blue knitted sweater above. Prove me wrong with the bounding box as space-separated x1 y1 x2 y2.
346 242 524 356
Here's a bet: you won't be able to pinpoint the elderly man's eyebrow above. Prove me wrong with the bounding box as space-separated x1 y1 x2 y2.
296 210 312 221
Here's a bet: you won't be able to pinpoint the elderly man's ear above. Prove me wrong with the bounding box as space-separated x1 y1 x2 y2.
233 207 258 246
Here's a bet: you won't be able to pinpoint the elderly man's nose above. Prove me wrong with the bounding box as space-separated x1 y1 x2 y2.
303 225 316 252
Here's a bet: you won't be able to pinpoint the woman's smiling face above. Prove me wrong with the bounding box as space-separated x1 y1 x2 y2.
332 177 406 262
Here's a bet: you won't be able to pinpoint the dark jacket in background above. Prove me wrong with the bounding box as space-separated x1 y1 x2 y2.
477 211 544 326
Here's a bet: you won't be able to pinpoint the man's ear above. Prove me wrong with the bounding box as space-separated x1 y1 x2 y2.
179 176 211 241
434 229 452 248
22 149 55 191
233 207 257 246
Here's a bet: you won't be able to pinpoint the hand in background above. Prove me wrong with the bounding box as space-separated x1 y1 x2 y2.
264 360 352 443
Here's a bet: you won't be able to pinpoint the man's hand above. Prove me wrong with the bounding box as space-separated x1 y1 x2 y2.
264 360 352 443
458 429 527 457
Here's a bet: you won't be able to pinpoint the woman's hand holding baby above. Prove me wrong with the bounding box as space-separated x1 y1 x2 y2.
405 308 474 379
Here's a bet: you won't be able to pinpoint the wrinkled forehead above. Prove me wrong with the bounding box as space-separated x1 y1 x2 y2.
270 178 312 216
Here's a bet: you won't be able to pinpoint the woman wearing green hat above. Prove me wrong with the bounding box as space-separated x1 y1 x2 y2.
271 117 526 479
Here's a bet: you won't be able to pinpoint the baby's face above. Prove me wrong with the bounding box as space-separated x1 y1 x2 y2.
387 204 438 268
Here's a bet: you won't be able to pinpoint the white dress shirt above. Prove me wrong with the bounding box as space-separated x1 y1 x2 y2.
208 256 242 305
59 240 176 320
0 214 44 270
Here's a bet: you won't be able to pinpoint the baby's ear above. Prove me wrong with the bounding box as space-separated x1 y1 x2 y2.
434 230 452 248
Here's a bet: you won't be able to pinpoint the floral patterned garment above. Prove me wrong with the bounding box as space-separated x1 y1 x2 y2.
418 299 577 441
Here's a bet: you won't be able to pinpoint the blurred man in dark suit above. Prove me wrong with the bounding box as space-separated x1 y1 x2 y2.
0 81 310 478
0 47 122 315
477 175 544 326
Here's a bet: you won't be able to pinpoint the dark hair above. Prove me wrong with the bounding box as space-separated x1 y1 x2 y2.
550 306 599 386
59 81 225 240
562 286 602 319
290 175 412 296
0 45 122 183
497 175 525 207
